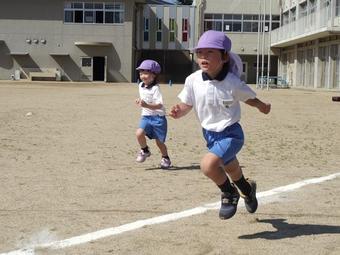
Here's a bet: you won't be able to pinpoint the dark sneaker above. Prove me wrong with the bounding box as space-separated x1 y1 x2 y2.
241 179 258 213
219 189 240 220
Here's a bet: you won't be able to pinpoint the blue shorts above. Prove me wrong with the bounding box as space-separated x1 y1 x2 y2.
202 122 244 165
139 115 167 143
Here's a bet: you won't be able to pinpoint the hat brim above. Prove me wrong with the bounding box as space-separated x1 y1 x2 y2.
193 46 228 52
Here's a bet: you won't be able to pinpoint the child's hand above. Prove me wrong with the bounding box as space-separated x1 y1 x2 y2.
259 103 271 114
140 100 148 107
169 104 181 119
169 103 192 118
135 98 147 107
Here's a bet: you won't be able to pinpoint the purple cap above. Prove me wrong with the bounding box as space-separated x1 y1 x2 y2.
136 60 161 74
194 30 231 52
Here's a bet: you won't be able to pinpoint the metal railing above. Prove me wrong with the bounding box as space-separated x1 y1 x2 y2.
271 6 334 46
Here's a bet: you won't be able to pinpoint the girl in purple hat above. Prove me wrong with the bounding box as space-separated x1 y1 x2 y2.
135 59 171 169
169 30 271 219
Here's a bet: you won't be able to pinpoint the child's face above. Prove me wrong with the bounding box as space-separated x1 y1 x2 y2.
139 70 156 85
196 48 228 78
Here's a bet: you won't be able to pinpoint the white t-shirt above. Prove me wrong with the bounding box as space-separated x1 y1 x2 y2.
178 70 256 132
138 82 166 116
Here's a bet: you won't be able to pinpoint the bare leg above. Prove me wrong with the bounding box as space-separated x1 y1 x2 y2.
200 152 227 185
222 158 242 182
155 139 168 156
136 128 147 148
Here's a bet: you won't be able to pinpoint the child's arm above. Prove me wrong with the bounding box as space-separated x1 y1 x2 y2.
169 103 192 119
135 98 163 110
245 98 271 114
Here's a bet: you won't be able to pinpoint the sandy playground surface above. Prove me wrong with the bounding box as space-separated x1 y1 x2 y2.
0 81 340 255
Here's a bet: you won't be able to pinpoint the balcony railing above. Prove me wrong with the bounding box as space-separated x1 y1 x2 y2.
271 5 336 47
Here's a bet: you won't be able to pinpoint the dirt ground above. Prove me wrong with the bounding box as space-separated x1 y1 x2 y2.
0 81 340 255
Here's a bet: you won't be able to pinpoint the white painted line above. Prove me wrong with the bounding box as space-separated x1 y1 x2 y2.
2 172 340 255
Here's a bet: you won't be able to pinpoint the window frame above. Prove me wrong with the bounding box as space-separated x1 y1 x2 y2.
156 18 162 42
63 1 125 25
169 18 176 42
143 17 149 42
182 18 189 42
204 13 279 33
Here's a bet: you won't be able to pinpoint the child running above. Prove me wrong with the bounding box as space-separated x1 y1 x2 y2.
169 30 271 219
135 59 171 169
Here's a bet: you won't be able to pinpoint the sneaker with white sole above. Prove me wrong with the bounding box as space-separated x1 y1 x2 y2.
219 188 240 220
160 157 171 169
136 150 151 163
240 179 258 213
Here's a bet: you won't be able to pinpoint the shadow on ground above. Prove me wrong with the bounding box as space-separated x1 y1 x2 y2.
239 218 340 240
145 164 201 171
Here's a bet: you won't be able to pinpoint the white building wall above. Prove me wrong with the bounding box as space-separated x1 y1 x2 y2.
140 5 196 51
274 0 340 90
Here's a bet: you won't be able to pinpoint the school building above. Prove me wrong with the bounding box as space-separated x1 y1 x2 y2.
0 0 147 82
0 0 282 84
136 2 196 83
272 0 340 90
0 0 197 83
138 0 282 84
8 0 340 90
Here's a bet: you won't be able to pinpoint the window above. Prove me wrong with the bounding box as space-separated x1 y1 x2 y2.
310 0 317 14
84 10 94 23
104 3 124 24
156 18 162 42
74 10 83 23
205 20 213 30
243 15 258 32
81 57 92 67
233 14 242 32
222 14 243 32
300 2 307 17
104 12 113 23
308 0 317 26
143 18 149 42
290 7 296 23
204 13 279 33
204 13 223 31
182 18 188 42
64 2 124 24
113 3 124 23
85 3 93 9
73 2 83 8
93 3 103 23
337 0 340 16
232 21 242 32
96 10 104 23
272 15 280 29
332 44 339 56
64 10 73 22
282 12 289 25
319 47 326 61
169 18 176 42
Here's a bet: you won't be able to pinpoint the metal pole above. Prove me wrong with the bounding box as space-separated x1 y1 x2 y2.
266 0 272 90
256 0 261 89
261 0 266 89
